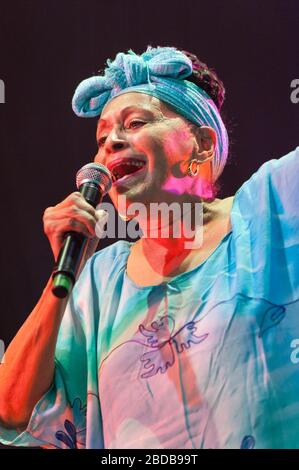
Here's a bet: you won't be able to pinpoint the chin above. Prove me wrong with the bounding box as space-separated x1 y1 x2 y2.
114 180 152 199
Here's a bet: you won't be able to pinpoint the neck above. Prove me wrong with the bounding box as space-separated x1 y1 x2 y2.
135 198 220 256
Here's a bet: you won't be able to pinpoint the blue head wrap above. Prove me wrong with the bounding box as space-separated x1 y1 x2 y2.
72 46 228 182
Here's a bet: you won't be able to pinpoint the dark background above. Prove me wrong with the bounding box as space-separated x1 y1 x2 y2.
0 0 298 443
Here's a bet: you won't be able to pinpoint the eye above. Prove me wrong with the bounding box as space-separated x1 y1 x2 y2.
97 136 107 147
127 120 146 129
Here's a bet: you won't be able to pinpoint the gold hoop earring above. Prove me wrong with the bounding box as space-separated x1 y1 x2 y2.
187 159 201 177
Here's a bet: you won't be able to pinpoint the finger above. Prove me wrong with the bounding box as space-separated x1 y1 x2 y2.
95 209 109 222
47 207 97 236
59 192 96 217
50 218 95 239
95 210 109 238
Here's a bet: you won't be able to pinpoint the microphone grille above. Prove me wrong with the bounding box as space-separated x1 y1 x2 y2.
76 163 112 194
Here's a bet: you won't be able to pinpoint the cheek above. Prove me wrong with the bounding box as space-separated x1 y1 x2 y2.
132 126 192 159
130 132 167 172
161 128 194 162
94 150 105 166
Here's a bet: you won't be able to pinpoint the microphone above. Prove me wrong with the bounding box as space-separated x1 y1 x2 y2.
52 162 112 299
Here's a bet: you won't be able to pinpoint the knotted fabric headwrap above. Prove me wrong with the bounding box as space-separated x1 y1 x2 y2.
72 46 228 182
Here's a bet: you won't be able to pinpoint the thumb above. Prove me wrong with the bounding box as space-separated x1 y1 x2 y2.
95 209 109 238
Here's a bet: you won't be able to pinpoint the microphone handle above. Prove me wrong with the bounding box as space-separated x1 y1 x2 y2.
51 183 103 299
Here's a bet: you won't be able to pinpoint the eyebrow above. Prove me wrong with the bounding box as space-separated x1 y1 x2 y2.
96 105 156 133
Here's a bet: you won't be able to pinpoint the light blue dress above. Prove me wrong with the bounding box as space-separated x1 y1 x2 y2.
1 147 299 449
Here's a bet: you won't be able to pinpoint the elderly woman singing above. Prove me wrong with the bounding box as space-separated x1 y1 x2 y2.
0 46 298 449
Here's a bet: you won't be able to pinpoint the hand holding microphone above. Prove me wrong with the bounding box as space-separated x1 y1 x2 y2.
43 163 112 298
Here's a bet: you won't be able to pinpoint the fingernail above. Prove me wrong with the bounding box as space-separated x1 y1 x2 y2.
95 209 109 221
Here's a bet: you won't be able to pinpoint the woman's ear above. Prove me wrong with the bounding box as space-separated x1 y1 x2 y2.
199 126 217 151
193 126 217 162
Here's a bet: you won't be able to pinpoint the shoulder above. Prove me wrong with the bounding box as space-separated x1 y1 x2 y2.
76 239 132 290
80 240 131 278
94 239 132 259
91 239 132 269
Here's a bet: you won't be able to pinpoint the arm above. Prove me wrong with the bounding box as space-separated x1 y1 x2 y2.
0 276 68 428
0 192 102 429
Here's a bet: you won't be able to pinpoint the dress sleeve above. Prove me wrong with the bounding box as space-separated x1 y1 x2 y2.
232 146 299 303
0 257 98 449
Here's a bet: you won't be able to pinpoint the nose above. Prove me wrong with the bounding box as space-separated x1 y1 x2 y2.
94 127 130 166
105 129 129 154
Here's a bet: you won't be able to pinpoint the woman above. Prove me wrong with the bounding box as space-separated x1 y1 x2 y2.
0 46 298 449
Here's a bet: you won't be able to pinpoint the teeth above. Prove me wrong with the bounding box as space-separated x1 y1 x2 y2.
123 161 144 167
112 161 145 169
112 160 145 182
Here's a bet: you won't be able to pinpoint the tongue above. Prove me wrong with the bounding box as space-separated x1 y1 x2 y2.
117 163 140 178
114 161 145 179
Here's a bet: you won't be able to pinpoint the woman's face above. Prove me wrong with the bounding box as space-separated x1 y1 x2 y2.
94 92 202 210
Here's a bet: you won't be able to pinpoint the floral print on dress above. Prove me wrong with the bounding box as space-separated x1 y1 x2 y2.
138 315 208 379
55 397 86 449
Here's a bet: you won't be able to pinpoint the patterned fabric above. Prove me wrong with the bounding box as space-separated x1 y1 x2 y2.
71 46 228 182
1 147 299 449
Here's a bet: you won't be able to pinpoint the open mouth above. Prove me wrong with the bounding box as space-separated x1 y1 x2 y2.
107 157 147 184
